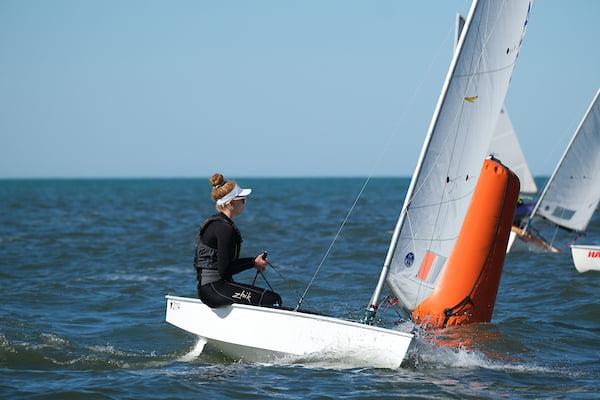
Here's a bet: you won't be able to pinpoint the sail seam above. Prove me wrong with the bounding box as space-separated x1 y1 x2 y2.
399 236 459 242
407 186 476 210
453 59 516 78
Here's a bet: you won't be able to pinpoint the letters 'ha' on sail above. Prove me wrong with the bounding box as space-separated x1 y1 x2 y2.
533 88 600 232
384 0 532 313
456 13 537 194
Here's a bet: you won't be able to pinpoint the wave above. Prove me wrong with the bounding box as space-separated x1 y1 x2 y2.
0 331 187 371
403 336 574 376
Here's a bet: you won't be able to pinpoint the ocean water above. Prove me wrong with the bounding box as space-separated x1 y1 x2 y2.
1 178 599 399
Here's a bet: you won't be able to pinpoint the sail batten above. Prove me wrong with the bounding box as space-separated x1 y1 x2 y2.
380 0 532 312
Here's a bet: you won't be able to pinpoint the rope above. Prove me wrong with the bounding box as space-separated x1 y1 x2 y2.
254 259 316 311
294 179 371 311
550 219 560 248
266 260 311 309
252 269 274 292
294 18 459 313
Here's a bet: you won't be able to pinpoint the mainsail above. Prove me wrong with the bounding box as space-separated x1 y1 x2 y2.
456 13 538 194
527 88 600 232
367 0 533 314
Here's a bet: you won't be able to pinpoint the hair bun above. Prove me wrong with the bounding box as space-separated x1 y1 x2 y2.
209 173 225 188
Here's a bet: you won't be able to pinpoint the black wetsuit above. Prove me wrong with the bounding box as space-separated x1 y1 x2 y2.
194 212 282 308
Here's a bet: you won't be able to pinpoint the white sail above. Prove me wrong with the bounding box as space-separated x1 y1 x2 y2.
381 0 532 311
457 13 538 194
489 107 538 193
532 88 600 232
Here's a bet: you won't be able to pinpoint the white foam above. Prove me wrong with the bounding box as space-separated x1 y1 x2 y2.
0 333 16 353
41 333 69 347
100 274 156 282
176 337 207 362
88 345 127 356
407 336 554 374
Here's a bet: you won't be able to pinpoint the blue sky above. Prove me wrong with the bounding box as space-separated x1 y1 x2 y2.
0 0 598 178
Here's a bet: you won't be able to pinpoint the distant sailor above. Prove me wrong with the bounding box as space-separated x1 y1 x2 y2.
513 197 533 226
194 173 282 308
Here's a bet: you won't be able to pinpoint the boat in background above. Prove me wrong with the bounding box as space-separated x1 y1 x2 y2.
507 88 600 253
508 225 559 253
571 244 600 273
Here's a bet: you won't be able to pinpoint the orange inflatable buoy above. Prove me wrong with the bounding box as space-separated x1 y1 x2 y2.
412 159 520 329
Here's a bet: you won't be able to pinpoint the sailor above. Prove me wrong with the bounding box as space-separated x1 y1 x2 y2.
513 197 531 226
194 173 282 308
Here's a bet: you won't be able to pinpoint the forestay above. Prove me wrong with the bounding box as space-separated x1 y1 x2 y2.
456 13 537 195
530 89 600 232
383 0 532 311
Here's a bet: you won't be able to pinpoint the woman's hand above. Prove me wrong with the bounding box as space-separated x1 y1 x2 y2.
254 253 268 272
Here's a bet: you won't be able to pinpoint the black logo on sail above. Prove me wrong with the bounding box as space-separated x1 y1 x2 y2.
404 252 414 268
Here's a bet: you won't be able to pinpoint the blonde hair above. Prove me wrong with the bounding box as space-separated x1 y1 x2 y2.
208 173 236 211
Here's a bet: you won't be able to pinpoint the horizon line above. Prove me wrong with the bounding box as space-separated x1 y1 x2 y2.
0 175 552 180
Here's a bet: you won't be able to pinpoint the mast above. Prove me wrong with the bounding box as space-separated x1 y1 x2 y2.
524 88 600 233
364 0 480 322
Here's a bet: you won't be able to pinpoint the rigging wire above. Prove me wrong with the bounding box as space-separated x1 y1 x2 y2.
294 20 459 312
268 260 317 310
253 260 317 311
550 222 560 248
294 181 369 311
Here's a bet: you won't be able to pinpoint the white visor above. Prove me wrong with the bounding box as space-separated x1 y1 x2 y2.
216 184 252 206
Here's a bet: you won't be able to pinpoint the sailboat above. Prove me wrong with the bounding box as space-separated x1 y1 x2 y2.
365 0 531 328
165 0 533 366
507 88 600 253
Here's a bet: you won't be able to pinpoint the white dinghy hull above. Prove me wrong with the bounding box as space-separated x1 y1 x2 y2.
571 245 600 273
166 295 413 369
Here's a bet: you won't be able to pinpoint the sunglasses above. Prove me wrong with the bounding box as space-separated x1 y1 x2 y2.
233 198 246 204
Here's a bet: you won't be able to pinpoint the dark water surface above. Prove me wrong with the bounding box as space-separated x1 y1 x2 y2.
1 178 599 399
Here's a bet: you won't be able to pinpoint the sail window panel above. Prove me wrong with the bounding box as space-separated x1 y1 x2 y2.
417 251 436 280
426 253 447 285
551 206 576 220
